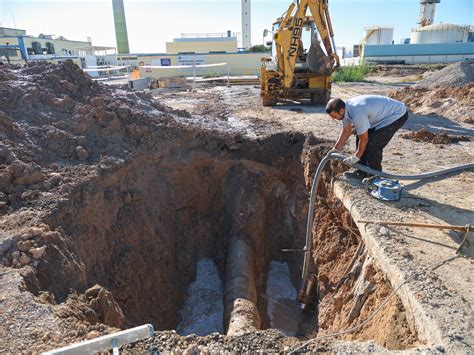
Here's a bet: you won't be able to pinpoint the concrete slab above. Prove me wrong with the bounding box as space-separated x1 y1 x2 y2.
333 179 473 352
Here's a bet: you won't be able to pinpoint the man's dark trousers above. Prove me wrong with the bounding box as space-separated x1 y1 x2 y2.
356 111 409 172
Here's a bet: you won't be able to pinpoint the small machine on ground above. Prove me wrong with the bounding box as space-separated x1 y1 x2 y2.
369 178 403 201
260 0 340 106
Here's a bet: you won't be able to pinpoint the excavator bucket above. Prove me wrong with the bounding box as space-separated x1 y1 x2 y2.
306 35 334 76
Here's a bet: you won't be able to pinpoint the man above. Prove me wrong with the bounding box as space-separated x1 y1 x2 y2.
325 95 408 179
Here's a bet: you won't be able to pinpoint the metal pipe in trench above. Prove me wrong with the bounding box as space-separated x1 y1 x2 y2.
224 236 261 336
300 152 474 300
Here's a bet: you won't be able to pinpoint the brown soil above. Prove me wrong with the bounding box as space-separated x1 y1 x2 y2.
308 195 419 350
342 280 419 349
158 78 474 352
0 61 420 353
401 129 472 145
371 64 445 78
389 84 474 124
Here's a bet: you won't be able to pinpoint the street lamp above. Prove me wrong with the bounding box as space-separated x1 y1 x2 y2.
263 29 274 46
5 41 11 65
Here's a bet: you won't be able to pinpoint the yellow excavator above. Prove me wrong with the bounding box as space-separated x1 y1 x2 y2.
260 0 340 106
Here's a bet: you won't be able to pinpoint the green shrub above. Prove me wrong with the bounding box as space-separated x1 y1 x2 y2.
332 64 371 82
248 45 271 52
203 72 221 79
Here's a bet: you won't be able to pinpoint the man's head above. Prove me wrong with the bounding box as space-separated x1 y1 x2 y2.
325 98 345 120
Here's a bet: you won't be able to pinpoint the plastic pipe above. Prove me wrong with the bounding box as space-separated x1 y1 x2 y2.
301 152 474 288
42 324 154 355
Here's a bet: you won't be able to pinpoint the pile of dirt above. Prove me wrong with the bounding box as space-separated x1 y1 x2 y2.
372 64 445 78
54 284 125 328
122 329 298 353
415 62 474 88
389 75 473 124
0 61 210 218
0 61 420 353
122 329 387 354
0 61 311 352
0 61 198 352
401 129 472 145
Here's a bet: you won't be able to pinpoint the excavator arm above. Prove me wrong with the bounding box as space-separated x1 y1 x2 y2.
273 0 340 88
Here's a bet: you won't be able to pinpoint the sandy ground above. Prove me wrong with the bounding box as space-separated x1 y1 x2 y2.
0 62 471 352
154 78 474 351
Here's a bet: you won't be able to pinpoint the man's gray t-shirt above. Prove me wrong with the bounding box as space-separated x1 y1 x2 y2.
342 95 406 135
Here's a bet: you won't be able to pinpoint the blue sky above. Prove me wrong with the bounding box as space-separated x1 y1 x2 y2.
1 0 473 53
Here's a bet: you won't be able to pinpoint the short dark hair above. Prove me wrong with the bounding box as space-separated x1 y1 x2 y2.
325 98 345 114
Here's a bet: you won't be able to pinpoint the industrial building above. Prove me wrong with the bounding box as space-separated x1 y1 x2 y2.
117 31 268 79
166 32 239 54
108 0 265 79
0 26 116 69
360 0 474 64
1 0 261 79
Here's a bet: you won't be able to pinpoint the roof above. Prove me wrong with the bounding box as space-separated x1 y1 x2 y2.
364 26 394 31
172 37 237 43
0 26 26 31
413 23 471 32
72 45 116 51
364 42 474 56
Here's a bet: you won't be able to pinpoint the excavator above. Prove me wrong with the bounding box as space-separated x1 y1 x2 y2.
260 0 340 106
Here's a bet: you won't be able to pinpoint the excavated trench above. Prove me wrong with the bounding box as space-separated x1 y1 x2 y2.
20 130 419 350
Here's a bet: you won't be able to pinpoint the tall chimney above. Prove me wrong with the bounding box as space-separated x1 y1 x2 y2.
112 0 130 54
241 0 252 50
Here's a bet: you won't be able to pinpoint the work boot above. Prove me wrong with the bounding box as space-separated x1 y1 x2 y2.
343 169 367 180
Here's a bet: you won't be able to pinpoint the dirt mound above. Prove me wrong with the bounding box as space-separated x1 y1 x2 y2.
388 62 474 123
401 129 471 145
372 64 445 78
1 62 420 353
0 61 187 212
55 285 124 329
0 61 196 351
389 85 474 124
415 62 474 88
1 61 312 352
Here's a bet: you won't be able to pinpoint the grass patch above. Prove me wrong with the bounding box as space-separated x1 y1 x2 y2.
203 72 221 79
332 64 371 82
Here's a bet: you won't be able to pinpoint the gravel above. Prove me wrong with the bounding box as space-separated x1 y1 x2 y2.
415 61 474 88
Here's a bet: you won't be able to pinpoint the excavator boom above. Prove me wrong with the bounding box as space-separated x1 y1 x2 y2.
274 0 339 88
260 0 340 106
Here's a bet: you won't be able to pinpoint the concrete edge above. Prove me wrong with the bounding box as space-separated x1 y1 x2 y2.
332 181 446 348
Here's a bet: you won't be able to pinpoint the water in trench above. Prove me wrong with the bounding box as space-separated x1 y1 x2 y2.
266 261 302 336
176 259 224 336
176 258 301 336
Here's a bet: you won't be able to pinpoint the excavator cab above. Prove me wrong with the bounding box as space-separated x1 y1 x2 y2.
260 0 339 106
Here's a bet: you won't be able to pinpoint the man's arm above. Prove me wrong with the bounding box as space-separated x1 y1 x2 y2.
355 130 369 159
333 124 352 150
